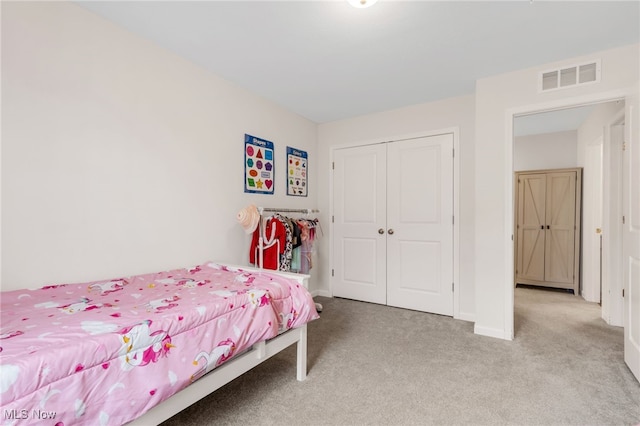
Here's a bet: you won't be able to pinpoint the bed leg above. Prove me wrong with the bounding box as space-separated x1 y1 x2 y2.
296 324 307 381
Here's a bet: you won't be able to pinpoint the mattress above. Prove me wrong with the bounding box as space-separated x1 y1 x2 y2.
0 262 319 425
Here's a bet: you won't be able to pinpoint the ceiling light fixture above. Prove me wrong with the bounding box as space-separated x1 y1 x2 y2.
347 0 379 8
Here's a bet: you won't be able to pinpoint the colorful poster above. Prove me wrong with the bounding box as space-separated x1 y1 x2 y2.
244 134 275 194
286 146 307 197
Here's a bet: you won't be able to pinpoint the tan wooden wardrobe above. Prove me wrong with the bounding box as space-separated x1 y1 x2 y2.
514 168 582 295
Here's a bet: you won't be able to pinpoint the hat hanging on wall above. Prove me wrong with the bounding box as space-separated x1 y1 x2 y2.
237 204 260 234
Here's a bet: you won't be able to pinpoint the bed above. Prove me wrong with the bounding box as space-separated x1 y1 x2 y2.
0 262 319 425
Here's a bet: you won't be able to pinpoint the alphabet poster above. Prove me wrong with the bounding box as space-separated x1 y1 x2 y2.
244 134 274 194
286 146 307 197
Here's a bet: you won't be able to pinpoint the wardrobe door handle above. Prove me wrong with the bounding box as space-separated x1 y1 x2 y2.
378 228 385 235
546 225 550 229
540 225 544 230
388 229 394 235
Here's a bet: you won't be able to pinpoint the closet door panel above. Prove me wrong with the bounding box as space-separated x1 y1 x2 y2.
516 174 546 282
333 144 387 305
386 134 453 316
397 241 441 293
545 172 577 284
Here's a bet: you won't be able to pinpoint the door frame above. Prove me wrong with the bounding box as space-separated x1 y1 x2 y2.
601 110 625 326
504 89 629 339
329 127 462 319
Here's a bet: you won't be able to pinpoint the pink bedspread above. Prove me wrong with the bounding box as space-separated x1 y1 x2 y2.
0 262 318 425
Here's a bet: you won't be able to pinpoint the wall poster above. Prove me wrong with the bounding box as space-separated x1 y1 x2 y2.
286 146 307 197
244 134 275 194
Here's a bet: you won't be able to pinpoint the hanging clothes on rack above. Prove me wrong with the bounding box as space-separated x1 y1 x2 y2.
238 206 324 313
273 213 293 272
293 218 319 274
242 207 320 272
249 215 285 270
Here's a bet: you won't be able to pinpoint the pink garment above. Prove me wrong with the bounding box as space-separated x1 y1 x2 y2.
296 220 317 273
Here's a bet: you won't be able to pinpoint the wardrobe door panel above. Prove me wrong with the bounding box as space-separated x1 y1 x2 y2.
545 172 577 284
516 174 547 282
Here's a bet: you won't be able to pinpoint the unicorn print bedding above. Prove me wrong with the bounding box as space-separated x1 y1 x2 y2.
0 262 319 425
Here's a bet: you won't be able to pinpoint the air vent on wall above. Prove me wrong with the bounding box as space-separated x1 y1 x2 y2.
540 60 600 92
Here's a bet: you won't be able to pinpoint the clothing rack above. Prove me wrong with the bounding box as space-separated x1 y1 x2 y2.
258 207 320 215
255 207 320 270
254 207 323 313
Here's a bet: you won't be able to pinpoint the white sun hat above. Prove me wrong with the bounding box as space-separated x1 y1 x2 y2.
237 204 260 234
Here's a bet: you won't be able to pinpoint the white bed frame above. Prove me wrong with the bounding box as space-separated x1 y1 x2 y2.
128 267 310 425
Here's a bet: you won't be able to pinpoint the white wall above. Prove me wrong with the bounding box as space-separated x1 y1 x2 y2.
513 130 577 171
577 102 624 167
1 2 318 291
475 43 639 339
317 95 476 320
576 101 625 324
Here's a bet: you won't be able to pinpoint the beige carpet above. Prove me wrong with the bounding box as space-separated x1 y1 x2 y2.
160 287 640 425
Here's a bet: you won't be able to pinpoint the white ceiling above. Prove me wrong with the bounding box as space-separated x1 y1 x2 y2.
77 1 639 124
513 104 598 137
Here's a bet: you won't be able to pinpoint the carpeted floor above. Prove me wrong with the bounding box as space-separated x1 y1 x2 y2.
160 287 640 425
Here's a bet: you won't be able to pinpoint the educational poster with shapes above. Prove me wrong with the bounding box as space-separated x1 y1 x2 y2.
244 134 275 194
287 146 307 197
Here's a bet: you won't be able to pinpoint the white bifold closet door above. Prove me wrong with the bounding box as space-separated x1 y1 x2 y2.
332 134 454 316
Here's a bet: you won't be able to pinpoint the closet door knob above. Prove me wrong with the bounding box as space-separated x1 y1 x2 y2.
388 229 394 235
378 228 385 234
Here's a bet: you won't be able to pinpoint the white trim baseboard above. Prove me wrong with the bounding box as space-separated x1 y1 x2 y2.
311 290 331 298
474 324 512 341
456 312 476 323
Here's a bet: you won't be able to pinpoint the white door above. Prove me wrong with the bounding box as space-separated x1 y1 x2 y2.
583 142 604 303
386 135 454 315
623 85 640 382
332 134 454 316
332 143 387 304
